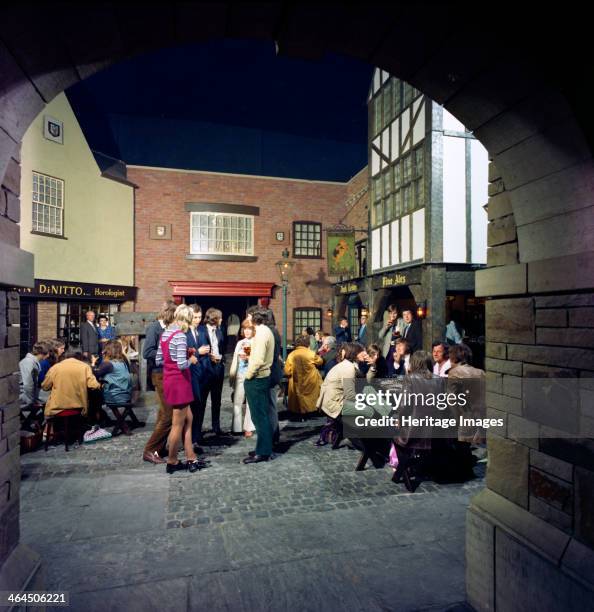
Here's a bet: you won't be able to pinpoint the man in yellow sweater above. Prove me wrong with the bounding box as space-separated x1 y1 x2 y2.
243 308 275 463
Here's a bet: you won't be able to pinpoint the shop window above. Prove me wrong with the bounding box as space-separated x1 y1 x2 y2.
32 172 64 236
293 307 322 341
293 221 321 258
58 302 120 347
349 306 360 339
190 212 254 256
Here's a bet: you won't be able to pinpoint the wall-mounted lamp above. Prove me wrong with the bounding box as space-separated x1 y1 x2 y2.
416 302 427 319
326 306 334 318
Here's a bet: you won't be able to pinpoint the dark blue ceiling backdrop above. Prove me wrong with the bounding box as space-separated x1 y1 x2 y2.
66 40 373 182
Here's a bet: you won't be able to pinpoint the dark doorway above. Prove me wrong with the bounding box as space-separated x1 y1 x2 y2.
183 295 259 355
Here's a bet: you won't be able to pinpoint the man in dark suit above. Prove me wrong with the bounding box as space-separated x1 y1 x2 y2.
194 307 226 441
80 310 99 357
356 313 368 346
334 317 352 344
402 308 423 353
186 305 211 446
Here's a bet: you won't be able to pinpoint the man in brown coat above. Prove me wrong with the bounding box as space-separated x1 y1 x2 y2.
41 345 101 417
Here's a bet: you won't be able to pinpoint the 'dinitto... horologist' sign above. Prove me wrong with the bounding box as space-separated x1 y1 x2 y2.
13 279 137 301
327 230 356 276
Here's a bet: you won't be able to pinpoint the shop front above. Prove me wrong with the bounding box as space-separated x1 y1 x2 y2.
16 279 137 356
333 278 369 340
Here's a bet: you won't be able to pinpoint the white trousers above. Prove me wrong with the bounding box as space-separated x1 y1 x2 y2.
232 374 255 432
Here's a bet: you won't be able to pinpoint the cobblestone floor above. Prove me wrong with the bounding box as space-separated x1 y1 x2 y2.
20 389 484 612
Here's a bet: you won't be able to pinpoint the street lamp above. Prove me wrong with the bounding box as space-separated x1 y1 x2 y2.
275 248 296 361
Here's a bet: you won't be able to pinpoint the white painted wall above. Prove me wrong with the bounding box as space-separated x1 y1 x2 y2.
442 136 467 262
412 208 425 260
390 220 400 265
371 227 381 271
401 214 410 263
381 224 390 268
471 139 489 264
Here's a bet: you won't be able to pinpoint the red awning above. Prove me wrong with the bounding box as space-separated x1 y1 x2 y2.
169 280 277 297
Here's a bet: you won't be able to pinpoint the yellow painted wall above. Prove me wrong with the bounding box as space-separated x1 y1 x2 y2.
20 93 134 286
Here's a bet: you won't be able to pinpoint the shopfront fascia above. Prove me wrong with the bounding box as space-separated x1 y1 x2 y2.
15 279 137 354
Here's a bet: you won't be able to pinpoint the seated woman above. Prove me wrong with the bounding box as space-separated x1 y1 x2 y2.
284 336 324 420
315 342 367 447
361 343 388 379
93 340 133 405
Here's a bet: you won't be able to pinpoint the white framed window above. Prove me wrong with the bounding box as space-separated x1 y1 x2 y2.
32 172 64 236
190 212 254 256
293 307 322 341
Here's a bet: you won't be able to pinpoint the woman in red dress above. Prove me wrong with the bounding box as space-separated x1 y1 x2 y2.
155 304 209 474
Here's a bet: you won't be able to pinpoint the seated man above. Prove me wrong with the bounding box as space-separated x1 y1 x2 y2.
19 342 50 408
41 345 101 418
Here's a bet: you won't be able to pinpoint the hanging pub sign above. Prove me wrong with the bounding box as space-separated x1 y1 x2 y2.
13 279 137 301
326 227 356 276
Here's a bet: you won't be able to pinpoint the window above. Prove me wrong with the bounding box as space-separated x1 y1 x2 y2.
349 306 360 339
32 172 64 236
190 212 253 256
373 95 382 136
383 79 393 126
58 302 119 348
293 307 322 341
293 221 321 258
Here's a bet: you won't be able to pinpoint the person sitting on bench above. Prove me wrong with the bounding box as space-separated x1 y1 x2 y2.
93 340 133 405
315 342 368 447
41 344 101 420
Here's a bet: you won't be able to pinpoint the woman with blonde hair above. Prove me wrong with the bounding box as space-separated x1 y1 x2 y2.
229 319 256 437
155 304 208 474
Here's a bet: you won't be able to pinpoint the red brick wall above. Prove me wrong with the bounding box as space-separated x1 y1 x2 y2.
37 301 57 340
129 167 363 335
342 166 369 230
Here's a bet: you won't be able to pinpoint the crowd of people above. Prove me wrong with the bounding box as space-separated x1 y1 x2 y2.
19 312 139 445
18 299 483 483
142 302 282 472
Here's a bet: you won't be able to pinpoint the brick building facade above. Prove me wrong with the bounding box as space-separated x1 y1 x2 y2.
130 166 367 340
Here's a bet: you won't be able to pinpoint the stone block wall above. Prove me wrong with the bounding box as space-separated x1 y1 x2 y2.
0 147 40 591
469 163 594 610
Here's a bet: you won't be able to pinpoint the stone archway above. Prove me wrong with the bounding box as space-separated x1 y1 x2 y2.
1 5 593 609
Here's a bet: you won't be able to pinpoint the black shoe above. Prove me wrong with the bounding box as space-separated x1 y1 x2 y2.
248 450 256 457
166 461 188 474
212 428 224 437
243 454 270 464
187 459 210 473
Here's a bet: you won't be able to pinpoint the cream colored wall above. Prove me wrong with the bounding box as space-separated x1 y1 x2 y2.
20 93 134 286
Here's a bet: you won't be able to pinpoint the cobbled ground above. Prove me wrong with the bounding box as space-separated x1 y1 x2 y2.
20 388 484 612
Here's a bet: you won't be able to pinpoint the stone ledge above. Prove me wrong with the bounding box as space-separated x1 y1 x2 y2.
470 488 570 564
562 537 594 592
0 242 33 289
0 542 42 592
476 264 527 297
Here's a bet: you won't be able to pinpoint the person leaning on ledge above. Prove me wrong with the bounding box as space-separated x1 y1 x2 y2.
242 308 275 464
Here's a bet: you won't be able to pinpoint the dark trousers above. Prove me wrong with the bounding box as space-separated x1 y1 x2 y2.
245 376 272 456
144 372 173 455
193 365 224 440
